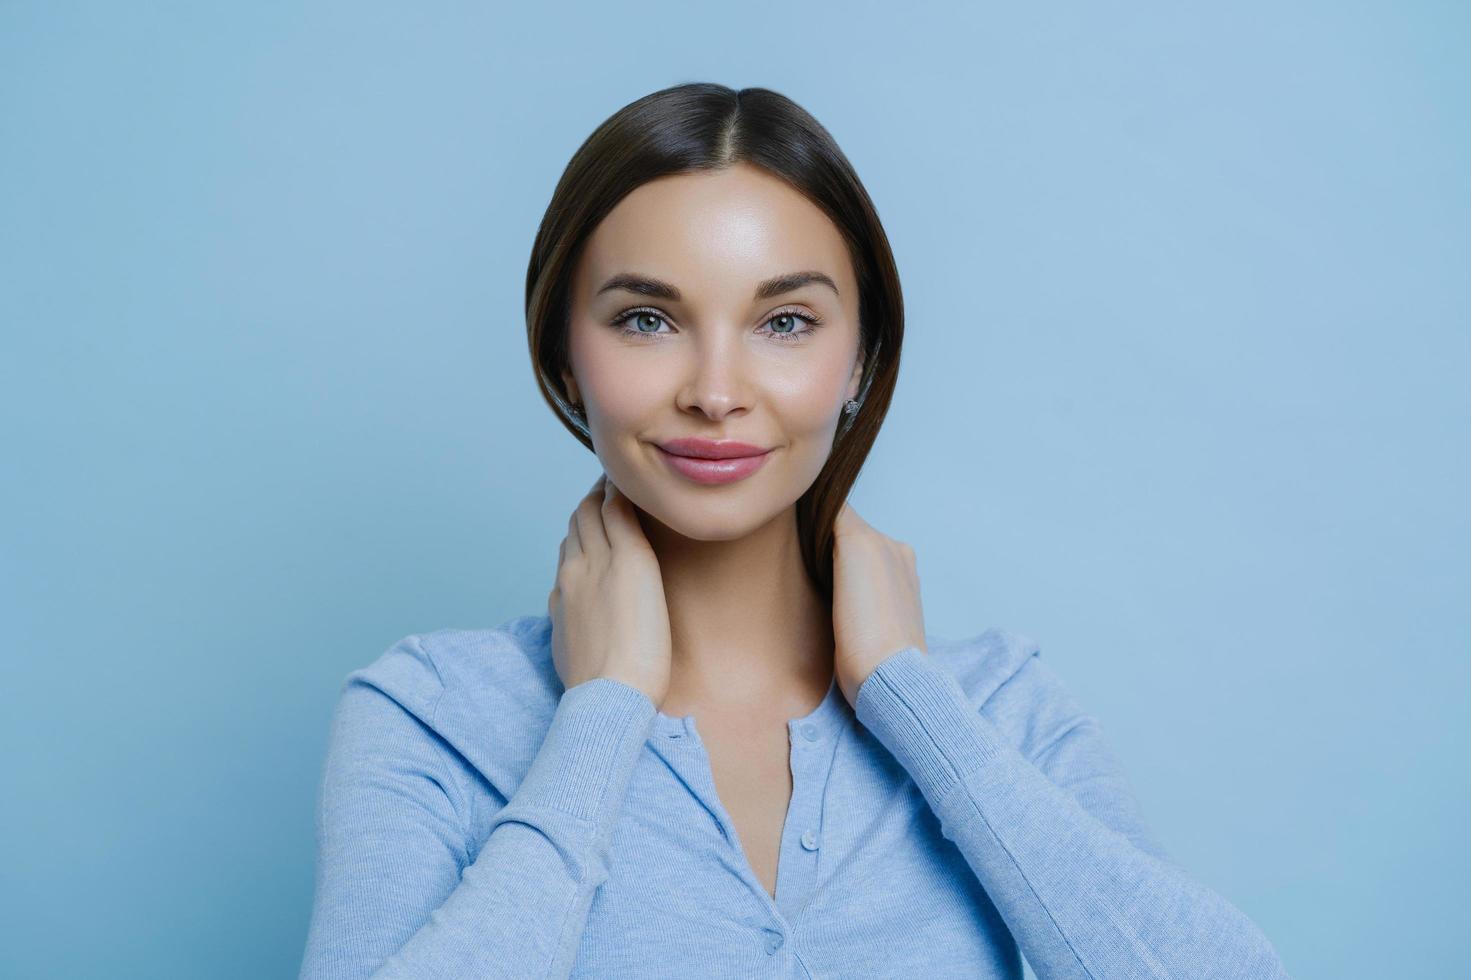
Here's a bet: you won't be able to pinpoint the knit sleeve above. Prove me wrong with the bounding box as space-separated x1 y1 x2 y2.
298 639 656 980
853 645 1292 980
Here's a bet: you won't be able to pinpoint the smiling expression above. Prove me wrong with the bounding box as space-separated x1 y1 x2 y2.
562 161 865 541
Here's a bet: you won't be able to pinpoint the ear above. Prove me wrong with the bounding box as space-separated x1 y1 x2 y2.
846 348 865 403
560 368 581 407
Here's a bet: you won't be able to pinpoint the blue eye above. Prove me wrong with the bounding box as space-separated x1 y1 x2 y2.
608 306 824 344
616 310 673 339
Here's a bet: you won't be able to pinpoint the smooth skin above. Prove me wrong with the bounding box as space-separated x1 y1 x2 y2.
549 474 927 711
549 475 673 701
549 161 927 716
545 162 927 899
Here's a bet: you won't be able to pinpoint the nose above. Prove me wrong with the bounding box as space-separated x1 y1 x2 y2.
674 333 754 422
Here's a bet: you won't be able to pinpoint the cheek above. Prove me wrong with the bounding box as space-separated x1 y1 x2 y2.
569 325 659 421
770 357 854 433
570 319 853 436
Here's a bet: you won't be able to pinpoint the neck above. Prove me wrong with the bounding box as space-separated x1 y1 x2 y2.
636 503 834 721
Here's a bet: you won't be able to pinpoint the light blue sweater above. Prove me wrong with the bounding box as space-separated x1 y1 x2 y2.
299 614 1291 978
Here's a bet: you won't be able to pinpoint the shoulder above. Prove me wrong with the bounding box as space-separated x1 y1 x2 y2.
930 627 1172 862
925 625 1042 703
348 614 556 705
926 626 1095 763
341 614 562 795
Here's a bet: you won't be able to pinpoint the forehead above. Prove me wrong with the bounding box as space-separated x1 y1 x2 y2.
576 163 856 302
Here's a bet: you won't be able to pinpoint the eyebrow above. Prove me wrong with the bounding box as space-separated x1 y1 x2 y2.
595 270 840 302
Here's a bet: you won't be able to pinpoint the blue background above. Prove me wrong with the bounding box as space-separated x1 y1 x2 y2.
3 2 1467 977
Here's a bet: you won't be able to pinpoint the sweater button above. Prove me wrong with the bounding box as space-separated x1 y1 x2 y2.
799 722 820 741
762 928 784 954
800 829 819 851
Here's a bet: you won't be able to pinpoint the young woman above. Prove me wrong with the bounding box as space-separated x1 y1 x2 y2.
300 83 1292 979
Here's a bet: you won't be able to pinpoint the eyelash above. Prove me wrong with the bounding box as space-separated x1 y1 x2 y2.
608 305 825 344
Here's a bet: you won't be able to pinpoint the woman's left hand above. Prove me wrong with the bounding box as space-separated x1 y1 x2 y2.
831 501 928 709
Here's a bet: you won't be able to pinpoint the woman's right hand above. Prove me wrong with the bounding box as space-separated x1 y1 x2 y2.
547 473 673 708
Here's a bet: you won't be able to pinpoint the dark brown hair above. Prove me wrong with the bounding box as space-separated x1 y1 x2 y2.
525 82 904 604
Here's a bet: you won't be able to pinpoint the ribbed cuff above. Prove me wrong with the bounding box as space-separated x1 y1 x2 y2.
854 646 1008 807
509 676 657 826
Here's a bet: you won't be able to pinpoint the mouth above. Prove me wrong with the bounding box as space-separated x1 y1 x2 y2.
655 445 774 486
657 437 773 459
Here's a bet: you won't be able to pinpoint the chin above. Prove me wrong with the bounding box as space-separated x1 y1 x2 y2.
633 487 794 544
648 501 772 542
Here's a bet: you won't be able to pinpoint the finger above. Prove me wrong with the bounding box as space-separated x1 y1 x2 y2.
599 478 639 546
574 477 612 556
565 511 583 557
565 476 606 558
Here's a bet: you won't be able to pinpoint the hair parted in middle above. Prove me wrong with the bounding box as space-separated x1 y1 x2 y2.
526 81 905 605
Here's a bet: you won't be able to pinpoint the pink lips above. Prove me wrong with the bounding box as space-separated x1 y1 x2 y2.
656 438 774 486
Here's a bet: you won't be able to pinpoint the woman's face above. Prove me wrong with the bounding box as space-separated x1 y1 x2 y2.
563 161 865 542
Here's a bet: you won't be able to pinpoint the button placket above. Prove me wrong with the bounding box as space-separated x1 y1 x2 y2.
776 692 843 925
